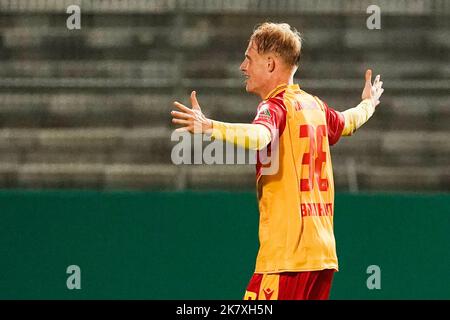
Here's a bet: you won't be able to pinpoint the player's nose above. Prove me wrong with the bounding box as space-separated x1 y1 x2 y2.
239 61 247 72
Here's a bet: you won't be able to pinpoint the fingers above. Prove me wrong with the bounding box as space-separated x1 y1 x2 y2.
173 101 194 114
172 118 191 125
361 69 383 106
171 110 193 120
171 92 206 133
371 72 383 95
377 80 383 89
190 91 200 110
373 74 380 86
365 69 372 84
375 88 384 99
372 85 384 107
171 109 194 129
374 77 383 97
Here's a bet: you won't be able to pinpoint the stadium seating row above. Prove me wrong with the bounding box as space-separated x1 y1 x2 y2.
0 0 448 191
0 162 447 191
1 0 449 15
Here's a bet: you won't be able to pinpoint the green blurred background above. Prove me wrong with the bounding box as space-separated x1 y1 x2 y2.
1 190 448 299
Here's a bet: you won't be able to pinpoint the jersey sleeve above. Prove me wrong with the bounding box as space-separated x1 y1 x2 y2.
252 99 286 141
322 101 345 146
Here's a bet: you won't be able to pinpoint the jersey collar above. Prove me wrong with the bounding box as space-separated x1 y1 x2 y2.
264 83 301 100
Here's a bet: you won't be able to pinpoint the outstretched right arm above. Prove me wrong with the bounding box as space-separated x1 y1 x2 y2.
171 91 271 151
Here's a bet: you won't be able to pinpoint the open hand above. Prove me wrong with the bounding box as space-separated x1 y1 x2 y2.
171 91 213 134
362 69 384 108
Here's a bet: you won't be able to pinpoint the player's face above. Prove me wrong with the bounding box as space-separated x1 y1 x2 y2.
240 42 269 95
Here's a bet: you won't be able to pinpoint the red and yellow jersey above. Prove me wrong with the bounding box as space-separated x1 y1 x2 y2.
251 83 345 273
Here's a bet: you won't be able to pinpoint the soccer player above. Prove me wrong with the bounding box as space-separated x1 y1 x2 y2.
171 22 384 300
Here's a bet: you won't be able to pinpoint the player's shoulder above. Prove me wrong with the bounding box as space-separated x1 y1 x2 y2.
260 95 286 112
291 88 328 113
255 98 287 122
306 92 328 112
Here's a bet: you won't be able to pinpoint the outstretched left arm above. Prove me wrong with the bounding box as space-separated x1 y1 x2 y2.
341 69 384 136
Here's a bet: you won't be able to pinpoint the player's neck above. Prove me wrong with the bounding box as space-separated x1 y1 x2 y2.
259 76 294 100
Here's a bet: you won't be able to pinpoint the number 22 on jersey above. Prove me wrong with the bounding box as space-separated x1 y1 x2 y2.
299 124 329 192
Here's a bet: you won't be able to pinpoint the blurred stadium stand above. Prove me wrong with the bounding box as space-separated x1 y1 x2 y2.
0 0 448 191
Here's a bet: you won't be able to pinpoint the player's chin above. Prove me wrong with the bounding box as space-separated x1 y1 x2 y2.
244 81 253 93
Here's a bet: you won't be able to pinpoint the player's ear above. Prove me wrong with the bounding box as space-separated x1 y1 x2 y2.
267 56 275 73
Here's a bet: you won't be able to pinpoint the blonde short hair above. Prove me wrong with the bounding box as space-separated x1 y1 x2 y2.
250 22 302 67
